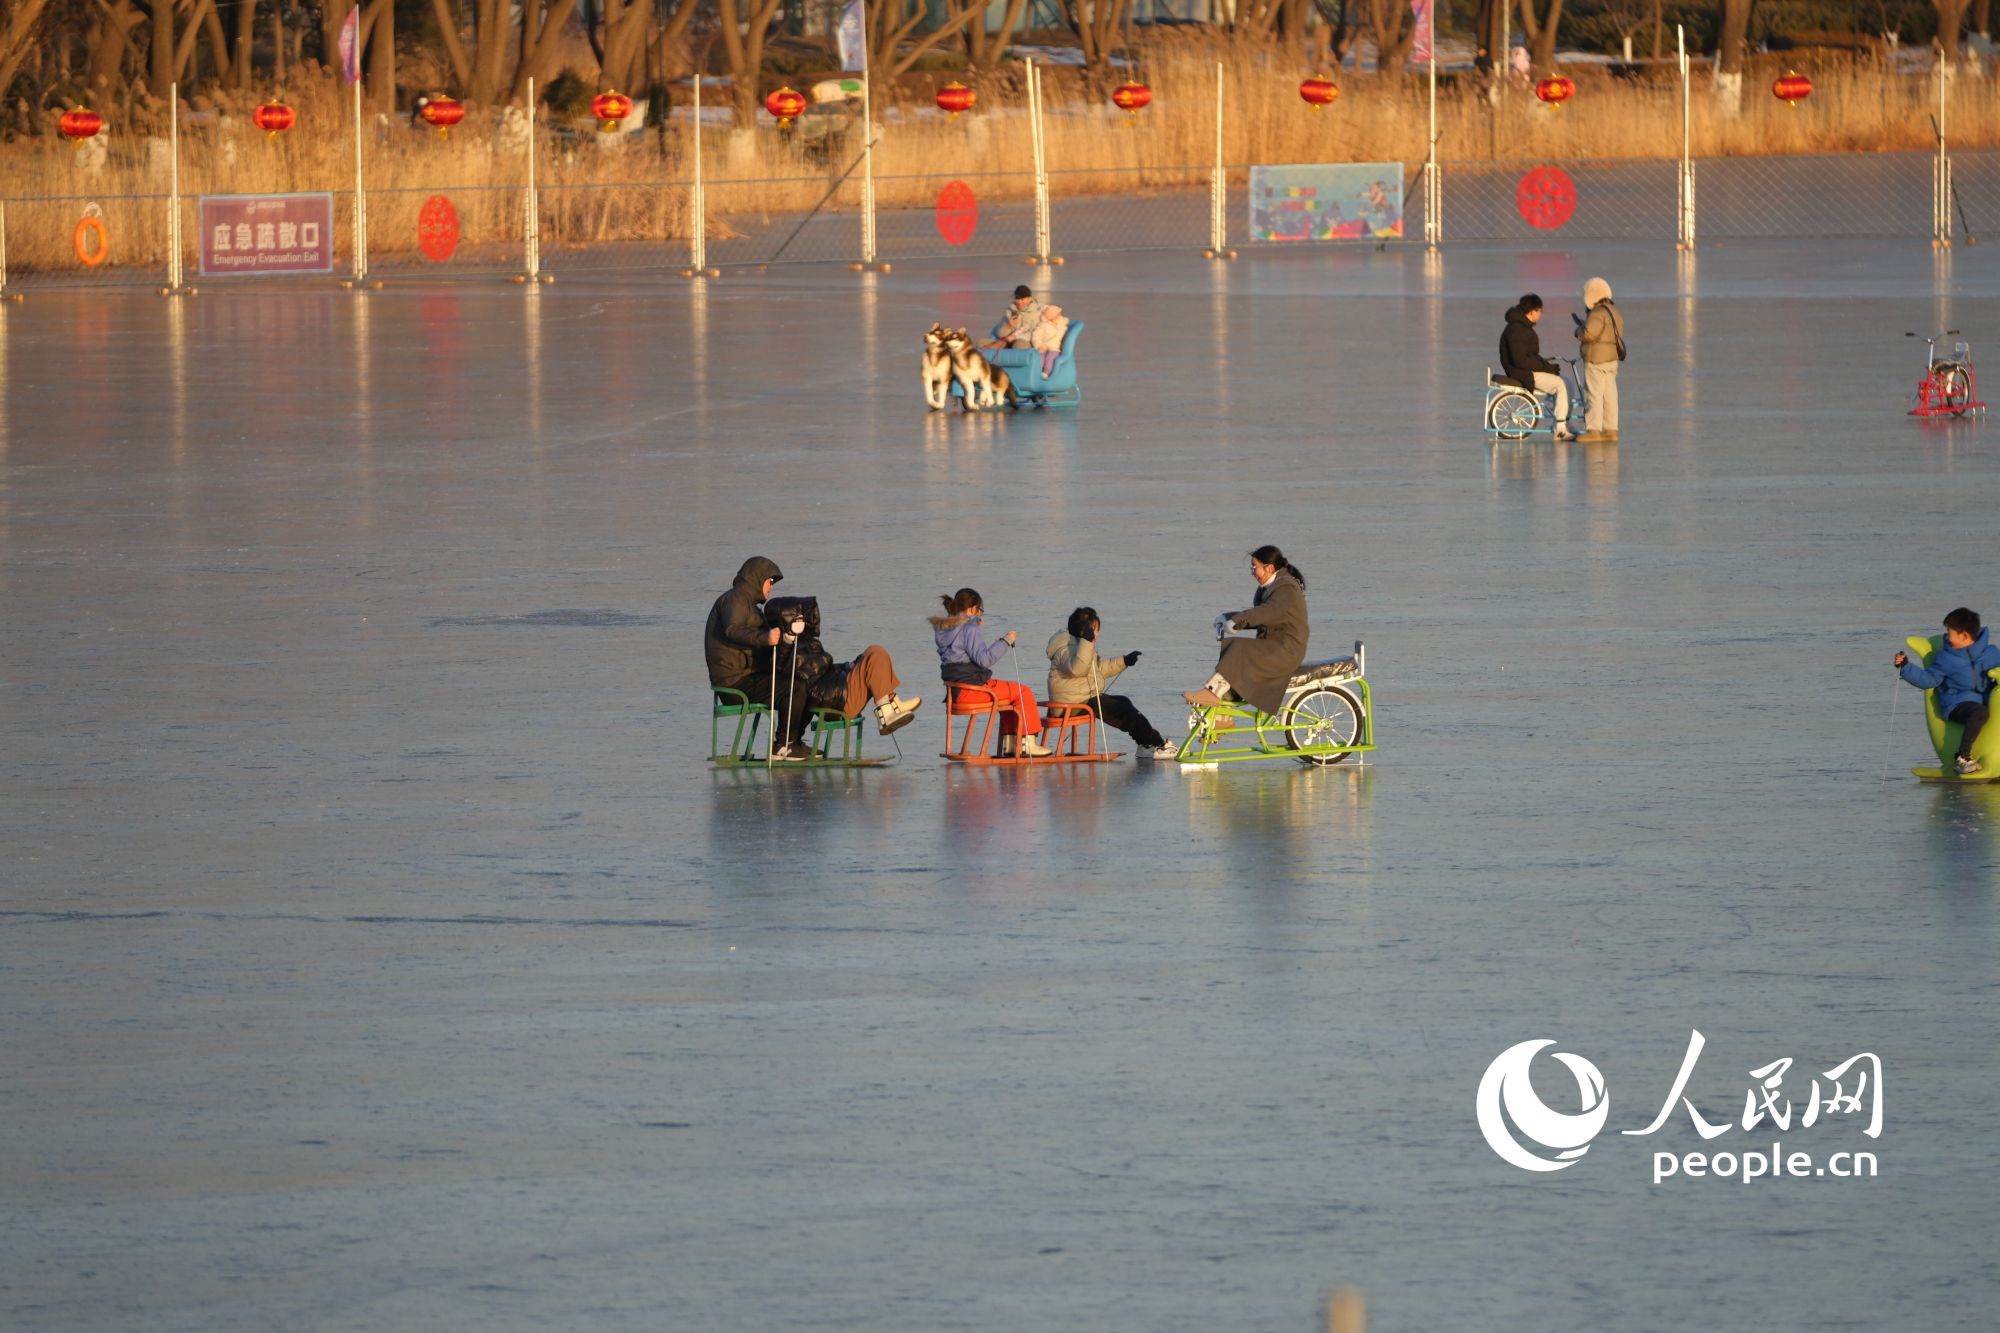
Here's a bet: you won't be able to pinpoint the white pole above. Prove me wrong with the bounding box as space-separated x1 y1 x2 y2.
1936 63 1950 246
1210 60 1224 252
525 77 540 277
0 202 9 295
169 84 183 289
1677 24 1694 250
1425 4 1439 250
353 77 368 282
691 76 706 272
861 0 876 265
1032 61 1050 263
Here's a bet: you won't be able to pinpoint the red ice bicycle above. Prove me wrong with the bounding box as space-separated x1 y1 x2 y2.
1906 330 1987 419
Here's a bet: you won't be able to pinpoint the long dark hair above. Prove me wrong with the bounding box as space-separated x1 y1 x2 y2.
1251 544 1305 591
1066 606 1099 640
939 587 983 616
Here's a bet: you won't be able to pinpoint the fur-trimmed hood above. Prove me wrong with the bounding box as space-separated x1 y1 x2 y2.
928 610 977 631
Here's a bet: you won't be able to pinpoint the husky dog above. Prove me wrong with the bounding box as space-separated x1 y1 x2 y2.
921 323 953 410
944 327 1017 411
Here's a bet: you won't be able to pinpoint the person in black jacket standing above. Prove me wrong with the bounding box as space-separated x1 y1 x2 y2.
1499 294 1574 441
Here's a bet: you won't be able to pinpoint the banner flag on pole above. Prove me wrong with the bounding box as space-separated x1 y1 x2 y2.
1410 0 1433 64
837 0 866 73
339 6 362 85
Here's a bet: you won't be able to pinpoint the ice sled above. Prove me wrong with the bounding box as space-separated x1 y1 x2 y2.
941 684 1122 765
1904 634 2000 781
1178 641 1376 768
951 320 1084 408
709 689 893 768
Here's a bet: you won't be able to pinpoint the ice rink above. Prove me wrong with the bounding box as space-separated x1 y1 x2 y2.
4 241 1999 1329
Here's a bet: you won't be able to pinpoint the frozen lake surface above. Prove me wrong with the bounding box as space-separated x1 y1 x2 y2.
4 242 1999 1330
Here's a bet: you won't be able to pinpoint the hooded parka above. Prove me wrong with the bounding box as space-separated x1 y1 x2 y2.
705 556 782 689
1218 573 1309 717
1499 303 1559 389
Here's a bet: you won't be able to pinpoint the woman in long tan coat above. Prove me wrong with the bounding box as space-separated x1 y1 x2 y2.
1184 545 1309 718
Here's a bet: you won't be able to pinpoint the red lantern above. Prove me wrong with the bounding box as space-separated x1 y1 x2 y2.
1111 82 1152 116
59 107 104 142
1535 76 1576 109
592 90 633 132
1773 71 1813 107
251 102 295 137
764 86 806 128
419 94 465 137
1299 77 1339 111
936 81 976 119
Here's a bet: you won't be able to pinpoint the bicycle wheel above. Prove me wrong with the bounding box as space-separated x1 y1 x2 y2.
1937 366 1972 416
1285 686 1363 765
1488 391 1540 440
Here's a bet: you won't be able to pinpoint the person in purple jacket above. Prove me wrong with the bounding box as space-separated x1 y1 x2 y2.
929 588 1053 757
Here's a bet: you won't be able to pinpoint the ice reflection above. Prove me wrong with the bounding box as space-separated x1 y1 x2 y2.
705 767 913 898
1924 786 1997 947
1179 764 1375 890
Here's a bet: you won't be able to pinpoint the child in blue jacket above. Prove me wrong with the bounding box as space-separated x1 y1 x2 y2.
1895 606 2000 774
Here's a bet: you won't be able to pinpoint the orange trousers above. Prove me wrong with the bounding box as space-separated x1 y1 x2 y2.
950 679 1042 736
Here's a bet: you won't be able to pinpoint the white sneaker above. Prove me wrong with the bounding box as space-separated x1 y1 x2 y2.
876 694 922 735
1017 735 1054 758
769 743 811 762
1144 740 1179 760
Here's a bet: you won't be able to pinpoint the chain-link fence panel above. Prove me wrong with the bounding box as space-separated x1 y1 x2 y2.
538 180 694 274
362 184 527 277
703 173 867 268
873 171 1039 262
1944 150 1999 245
1049 166 1210 255
1692 151 1932 239
1430 158 1677 242
2 194 175 289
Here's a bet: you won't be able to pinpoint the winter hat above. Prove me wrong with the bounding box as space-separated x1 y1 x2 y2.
1584 276 1613 307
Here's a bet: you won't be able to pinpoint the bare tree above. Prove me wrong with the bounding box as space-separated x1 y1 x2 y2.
713 0 783 124
0 0 51 103
590 0 703 93
1311 0 1360 67
84 0 146 95
963 0 1031 69
429 0 512 105
1934 0 1971 63
1514 0 1566 74
1714 0 1752 111
864 0 985 80
1364 0 1418 77
1055 0 1135 72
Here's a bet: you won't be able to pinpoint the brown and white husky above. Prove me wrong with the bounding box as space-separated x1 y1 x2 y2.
943 327 1018 411
921 323 953 410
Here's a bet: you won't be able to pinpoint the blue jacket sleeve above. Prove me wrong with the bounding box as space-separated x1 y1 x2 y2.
1899 659 1944 690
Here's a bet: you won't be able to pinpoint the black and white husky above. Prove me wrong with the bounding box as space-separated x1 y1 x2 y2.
944 327 1018 411
921 323 953 410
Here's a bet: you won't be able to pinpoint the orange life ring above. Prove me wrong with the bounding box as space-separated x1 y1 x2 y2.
74 215 109 267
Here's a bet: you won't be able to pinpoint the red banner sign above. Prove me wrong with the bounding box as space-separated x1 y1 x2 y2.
199 193 335 276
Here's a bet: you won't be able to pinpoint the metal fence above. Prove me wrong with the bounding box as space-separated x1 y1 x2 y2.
1 71 1984 293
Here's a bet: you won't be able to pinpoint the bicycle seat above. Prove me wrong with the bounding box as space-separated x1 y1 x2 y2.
1490 373 1527 389
1289 657 1360 687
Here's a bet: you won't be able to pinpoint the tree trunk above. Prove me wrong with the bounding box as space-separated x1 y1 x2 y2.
366 0 393 110
1056 0 1135 71
714 0 784 125
146 0 175 100
1515 0 1565 74
1714 0 1752 113
0 0 52 103
963 0 1031 69
511 0 579 102
1934 0 1969 63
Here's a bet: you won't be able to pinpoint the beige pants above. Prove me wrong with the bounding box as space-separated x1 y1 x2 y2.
840 645 901 717
1531 372 1570 433
1585 360 1619 433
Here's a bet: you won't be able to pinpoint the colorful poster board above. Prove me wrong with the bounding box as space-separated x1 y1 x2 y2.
1249 165 1404 242
198 193 336 276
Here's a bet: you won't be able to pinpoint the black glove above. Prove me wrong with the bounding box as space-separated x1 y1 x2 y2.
1122 651 1141 668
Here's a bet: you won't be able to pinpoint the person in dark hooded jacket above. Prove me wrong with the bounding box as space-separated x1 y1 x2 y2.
705 555 815 760
1499 293 1574 441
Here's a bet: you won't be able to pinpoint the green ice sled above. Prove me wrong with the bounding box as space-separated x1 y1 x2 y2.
1905 634 2000 778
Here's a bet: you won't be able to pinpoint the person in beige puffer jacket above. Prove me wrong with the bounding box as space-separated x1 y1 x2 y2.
1575 275 1624 442
1046 607 1174 758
